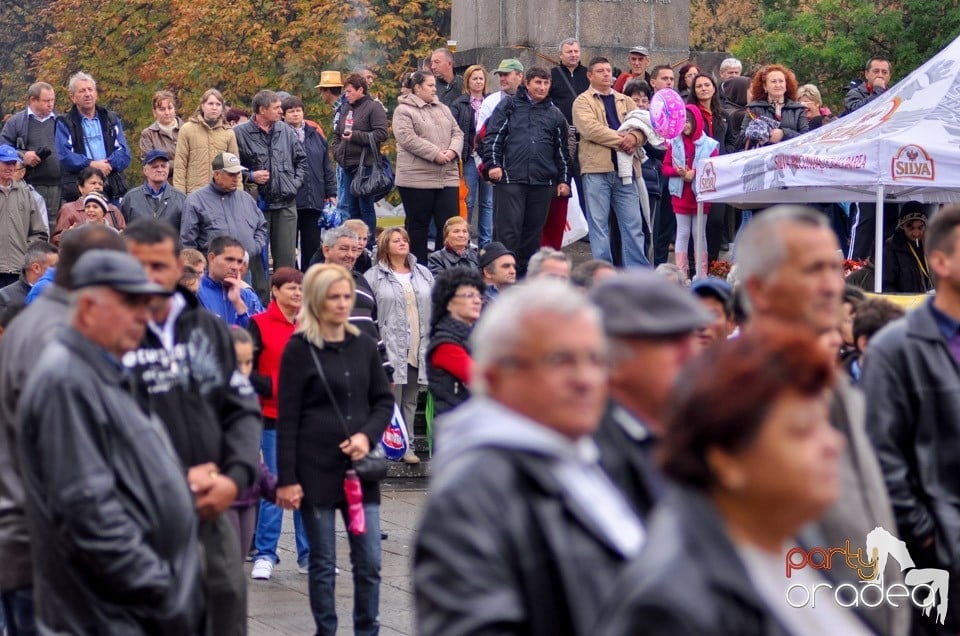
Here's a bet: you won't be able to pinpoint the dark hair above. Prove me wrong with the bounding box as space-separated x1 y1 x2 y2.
865 57 892 72
251 90 280 115
749 64 799 103
678 63 701 88
686 74 724 123
571 260 615 290
430 266 485 329
78 166 106 187
404 70 434 91
587 57 611 72
660 325 835 489
343 73 368 93
271 266 303 289
852 297 904 347
281 96 305 113
54 225 127 289
720 76 751 109
123 218 182 256
225 107 249 124
209 235 244 257
152 90 176 111
651 65 673 81
926 205 960 259
842 284 866 308
623 78 652 100
525 66 550 82
22 241 58 271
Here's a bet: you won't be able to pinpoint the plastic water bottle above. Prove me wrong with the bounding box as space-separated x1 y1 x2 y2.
344 110 354 135
344 469 366 535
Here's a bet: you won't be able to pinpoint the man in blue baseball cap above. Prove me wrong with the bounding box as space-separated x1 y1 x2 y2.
120 149 187 231
0 144 48 288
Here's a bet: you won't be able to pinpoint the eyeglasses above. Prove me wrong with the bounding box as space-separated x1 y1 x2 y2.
454 291 482 300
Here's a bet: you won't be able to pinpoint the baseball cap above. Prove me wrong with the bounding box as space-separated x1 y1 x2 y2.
590 269 714 337
212 152 246 174
478 242 514 270
629 46 651 57
143 149 170 165
690 277 733 305
71 250 171 296
0 145 19 163
494 59 524 75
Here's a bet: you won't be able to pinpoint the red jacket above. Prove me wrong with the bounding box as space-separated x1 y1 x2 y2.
250 301 296 419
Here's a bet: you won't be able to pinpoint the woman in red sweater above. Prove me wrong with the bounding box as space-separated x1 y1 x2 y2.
426 266 485 417
247 267 310 580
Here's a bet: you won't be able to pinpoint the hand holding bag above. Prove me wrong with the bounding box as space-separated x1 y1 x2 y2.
349 136 394 201
308 346 389 481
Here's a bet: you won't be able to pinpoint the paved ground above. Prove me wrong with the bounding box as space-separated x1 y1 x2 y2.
247 481 425 635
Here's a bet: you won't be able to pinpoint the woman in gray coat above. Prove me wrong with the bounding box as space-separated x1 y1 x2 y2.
364 226 434 463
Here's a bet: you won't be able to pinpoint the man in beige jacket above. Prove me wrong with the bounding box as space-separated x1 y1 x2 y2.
573 57 649 267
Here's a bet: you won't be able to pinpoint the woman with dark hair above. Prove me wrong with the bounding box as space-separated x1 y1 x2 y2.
427 216 479 276
275 263 393 635
737 64 809 150
677 63 701 100
393 70 464 263
687 74 728 263
174 88 238 194
427 266 484 416
599 326 876 636
449 65 494 247
332 73 390 249
51 166 124 244
720 75 751 154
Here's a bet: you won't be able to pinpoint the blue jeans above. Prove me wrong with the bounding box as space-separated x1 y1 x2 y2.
582 172 650 266
339 166 377 249
463 156 493 247
253 429 309 566
1 586 36 636
301 502 381 636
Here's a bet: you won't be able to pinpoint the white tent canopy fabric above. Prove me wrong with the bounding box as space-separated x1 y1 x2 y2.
695 35 960 207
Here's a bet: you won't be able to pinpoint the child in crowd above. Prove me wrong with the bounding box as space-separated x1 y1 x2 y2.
662 105 719 280
227 327 277 558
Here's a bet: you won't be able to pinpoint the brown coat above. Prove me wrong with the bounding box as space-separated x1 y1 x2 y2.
139 118 182 184
173 113 238 194
572 87 644 174
52 200 125 245
392 94 463 189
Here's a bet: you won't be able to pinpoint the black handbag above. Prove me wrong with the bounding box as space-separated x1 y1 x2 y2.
349 137 394 202
308 345 389 481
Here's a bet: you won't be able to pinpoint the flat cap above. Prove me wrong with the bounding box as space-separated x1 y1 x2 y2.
590 269 714 337
478 241 514 270
629 46 651 56
71 250 171 296
690 277 733 305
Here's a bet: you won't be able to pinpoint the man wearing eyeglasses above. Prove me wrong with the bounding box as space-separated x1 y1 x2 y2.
414 280 644 635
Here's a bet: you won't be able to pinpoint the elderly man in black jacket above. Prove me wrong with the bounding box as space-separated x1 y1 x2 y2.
414 280 644 636
17 250 203 635
123 219 262 636
481 67 571 276
865 204 960 633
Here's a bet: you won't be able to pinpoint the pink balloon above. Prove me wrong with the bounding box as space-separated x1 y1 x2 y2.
649 88 686 139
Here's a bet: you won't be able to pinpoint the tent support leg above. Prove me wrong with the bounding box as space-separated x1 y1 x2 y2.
873 186 885 294
695 202 705 279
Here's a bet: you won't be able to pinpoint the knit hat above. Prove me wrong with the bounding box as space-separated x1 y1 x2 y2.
898 202 927 229
83 191 110 215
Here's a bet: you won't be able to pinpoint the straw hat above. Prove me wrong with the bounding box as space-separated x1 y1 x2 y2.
314 70 344 89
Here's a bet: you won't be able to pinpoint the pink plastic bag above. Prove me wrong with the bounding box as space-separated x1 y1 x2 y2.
344 469 366 535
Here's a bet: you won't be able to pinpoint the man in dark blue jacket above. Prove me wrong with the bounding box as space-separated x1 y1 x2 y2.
481 67 572 276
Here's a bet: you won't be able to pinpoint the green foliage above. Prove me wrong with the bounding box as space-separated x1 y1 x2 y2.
0 0 52 115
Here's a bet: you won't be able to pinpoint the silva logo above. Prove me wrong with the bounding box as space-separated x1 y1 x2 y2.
892 144 935 180
785 526 949 624
697 162 717 193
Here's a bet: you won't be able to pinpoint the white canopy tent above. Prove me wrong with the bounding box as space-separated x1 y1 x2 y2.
692 35 960 291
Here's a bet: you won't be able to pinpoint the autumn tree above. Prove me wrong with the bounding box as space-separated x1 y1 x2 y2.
0 0 53 115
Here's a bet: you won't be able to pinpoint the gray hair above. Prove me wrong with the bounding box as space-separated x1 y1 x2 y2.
470 280 601 395
22 241 58 270
68 72 96 95
735 204 830 283
251 90 280 115
322 225 359 248
559 37 580 51
432 48 454 63
654 263 687 287
719 58 742 73
28 82 54 100
527 247 571 278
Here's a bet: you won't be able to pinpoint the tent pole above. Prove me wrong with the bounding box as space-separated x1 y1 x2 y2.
695 201 704 279
873 186 884 294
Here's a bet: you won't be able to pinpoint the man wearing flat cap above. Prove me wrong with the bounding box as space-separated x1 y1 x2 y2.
590 268 713 518
477 241 516 306
17 250 204 635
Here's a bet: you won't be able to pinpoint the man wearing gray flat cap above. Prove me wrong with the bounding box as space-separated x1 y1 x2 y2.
589 268 713 518
17 249 203 635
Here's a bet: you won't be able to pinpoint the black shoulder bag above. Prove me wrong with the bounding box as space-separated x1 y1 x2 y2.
308 344 388 481
349 136 395 201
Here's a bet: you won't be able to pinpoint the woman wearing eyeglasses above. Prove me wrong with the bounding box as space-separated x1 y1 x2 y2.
427 266 485 417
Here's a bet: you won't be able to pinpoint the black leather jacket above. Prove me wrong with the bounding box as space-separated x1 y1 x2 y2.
737 99 809 150
18 328 204 635
233 118 307 208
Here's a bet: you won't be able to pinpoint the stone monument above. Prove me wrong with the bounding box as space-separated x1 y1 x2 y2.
452 0 692 74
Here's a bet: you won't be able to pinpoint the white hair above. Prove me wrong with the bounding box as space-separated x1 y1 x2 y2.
469 280 600 395
654 263 687 287
527 247 571 278
68 71 96 95
559 37 580 50
735 204 830 284
719 58 742 73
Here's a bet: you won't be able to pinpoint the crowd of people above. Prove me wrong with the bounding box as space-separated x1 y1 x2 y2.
0 35 949 636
